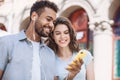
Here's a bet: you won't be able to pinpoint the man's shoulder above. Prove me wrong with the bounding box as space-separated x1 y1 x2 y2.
0 33 14 39
0 32 23 42
0 30 11 37
43 45 55 56
46 45 54 52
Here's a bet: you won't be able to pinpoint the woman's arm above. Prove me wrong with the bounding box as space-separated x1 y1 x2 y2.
86 60 95 80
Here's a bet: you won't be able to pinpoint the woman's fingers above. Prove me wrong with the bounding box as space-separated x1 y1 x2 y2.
66 58 83 72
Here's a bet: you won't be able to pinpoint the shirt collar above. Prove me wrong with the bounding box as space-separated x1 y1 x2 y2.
18 30 27 41
18 30 46 47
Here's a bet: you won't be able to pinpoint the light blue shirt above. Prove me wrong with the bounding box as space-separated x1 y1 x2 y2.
0 30 56 80
55 49 93 80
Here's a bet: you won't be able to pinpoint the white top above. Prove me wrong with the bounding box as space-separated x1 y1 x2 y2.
55 49 93 80
31 41 41 80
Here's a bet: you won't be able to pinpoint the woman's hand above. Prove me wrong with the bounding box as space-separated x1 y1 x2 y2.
54 76 58 80
0 70 3 80
65 58 83 80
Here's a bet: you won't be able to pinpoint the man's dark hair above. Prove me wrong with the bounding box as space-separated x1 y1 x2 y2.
30 1 58 16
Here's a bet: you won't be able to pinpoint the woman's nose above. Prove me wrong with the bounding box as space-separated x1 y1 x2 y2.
60 33 65 38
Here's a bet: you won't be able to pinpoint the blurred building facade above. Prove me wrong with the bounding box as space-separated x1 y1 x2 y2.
0 0 120 80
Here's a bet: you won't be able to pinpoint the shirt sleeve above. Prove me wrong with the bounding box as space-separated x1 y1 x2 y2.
0 37 9 70
83 49 94 67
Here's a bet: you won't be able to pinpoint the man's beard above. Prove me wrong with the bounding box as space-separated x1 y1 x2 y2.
35 26 49 37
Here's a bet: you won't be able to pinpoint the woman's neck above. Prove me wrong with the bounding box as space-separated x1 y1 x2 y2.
57 47 73 61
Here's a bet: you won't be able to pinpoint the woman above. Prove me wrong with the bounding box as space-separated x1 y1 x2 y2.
48 16 95 80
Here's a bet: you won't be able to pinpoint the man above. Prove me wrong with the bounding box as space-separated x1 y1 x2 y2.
0 1 58 80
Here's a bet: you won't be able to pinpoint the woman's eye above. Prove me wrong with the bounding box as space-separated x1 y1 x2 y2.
55 33 60 35
64 31 69 34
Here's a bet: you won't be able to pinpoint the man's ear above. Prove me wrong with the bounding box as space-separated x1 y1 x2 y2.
33 16 37 21
31 11 38 21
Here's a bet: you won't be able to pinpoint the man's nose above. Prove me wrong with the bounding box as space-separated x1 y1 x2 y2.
49 22 54 30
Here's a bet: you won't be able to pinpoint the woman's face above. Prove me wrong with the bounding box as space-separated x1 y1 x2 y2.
53 24 70 48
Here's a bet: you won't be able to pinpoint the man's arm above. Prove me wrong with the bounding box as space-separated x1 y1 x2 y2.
0 70 3 80
0 37 8 80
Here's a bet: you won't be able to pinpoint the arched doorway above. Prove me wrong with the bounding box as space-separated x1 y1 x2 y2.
69 8 93 53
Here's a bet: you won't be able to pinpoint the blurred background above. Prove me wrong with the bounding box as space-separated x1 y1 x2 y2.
0 0 120 80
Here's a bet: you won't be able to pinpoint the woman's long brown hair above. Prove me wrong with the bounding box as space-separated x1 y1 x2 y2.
48 16 80 54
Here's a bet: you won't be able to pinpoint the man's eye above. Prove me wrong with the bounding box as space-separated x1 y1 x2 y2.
47 18 51 21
